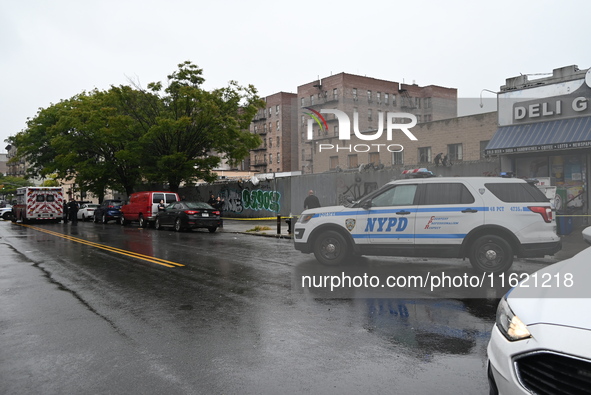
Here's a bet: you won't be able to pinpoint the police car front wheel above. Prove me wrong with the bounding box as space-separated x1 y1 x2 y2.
313 230 349 265
469 235 513 273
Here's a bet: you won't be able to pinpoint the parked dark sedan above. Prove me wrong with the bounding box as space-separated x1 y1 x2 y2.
154 201 221 232
93 199 124 224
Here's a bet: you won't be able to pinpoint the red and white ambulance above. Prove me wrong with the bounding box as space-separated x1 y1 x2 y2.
12 187 64 223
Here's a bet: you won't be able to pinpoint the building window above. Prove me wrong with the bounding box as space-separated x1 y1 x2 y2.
416 115 422 123
276 121 280 131
329 156 339 170
301 97 305 107
480 140 491 159
377 92 381 104
418 147 432 163
392 94 397 107
392 150 404 165
269 153 273 164
277 153 281 164
269 138 272 148
269 122 272 133
368 109 372 121
301 115 305 126
277 136 280 145
448 143 463 161
275 105 279 114
385 93 389 105
301 149 306 161
367 90 372 102
263 123 267 133
353 88 358 100
369 152 380 166
334 125 339 136
268 108 272 117
348 154 358 169
424 114 432 122
333 88 338 100
310 95 314 105
425 97 432 109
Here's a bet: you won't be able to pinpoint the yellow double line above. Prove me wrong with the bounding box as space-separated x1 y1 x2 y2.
18 224 184 268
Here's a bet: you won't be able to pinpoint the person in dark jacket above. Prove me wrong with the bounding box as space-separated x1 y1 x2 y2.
67 198 79 225
304 190 321 210
63 201 69 223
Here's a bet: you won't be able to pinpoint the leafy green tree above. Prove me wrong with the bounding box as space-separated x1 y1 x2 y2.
8 61 263 196
0 176 32 202
124 61 264 191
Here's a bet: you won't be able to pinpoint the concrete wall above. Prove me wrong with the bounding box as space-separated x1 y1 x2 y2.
183 159 500 218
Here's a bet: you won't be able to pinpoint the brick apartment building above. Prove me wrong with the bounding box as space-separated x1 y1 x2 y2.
309 111 498 173
249 92 298 174
296 73 458 174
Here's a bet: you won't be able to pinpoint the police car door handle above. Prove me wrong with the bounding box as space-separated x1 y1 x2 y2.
461 209 478 213
396 210 411 215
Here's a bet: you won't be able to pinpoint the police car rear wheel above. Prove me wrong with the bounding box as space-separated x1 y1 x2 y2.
469 235 513 273
313 230 348 265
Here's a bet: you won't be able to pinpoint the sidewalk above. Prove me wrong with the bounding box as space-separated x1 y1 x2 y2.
220 217 293 239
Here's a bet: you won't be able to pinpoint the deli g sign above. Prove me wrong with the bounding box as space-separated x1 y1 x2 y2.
513 96 589 122
510 69 591 124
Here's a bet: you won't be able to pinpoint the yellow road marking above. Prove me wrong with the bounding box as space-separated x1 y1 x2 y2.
18 224 184 268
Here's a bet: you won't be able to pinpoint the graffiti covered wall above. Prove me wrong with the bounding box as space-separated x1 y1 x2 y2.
182 160 499 218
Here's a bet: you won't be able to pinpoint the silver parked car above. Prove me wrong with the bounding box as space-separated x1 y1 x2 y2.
487 226 591 394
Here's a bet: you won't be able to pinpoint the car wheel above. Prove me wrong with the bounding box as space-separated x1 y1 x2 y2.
155 218 162 230
313 230 349 265
81 214 86 222
93 214 98 223
102 214 108 224
2 212 12 220
139 214 146 228
469 235 513 273
120 214 127 226
174 218 183 232
208 227 217 233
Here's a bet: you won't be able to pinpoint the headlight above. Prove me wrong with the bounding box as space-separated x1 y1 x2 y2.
496 297 531 341
298 214 315 224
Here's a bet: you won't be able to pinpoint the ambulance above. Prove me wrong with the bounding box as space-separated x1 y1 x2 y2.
12 187 65 223
293 173 561 273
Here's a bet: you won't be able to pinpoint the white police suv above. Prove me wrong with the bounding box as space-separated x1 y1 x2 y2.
293 175 561 273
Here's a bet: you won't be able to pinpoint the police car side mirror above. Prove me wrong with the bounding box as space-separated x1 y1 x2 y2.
361 200 372 210
583 226 591 245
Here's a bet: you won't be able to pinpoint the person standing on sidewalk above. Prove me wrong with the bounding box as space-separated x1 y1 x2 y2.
304 190 321 210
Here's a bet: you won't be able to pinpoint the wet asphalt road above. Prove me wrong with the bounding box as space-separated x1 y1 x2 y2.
0 219 551 394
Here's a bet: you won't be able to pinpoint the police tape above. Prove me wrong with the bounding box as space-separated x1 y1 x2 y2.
222 216 296 221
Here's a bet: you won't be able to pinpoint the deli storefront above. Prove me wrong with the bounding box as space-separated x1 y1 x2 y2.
485 65 591 234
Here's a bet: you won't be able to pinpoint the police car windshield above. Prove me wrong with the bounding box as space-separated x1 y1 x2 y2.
350 183 394 208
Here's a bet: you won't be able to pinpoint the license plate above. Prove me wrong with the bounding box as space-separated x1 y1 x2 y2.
202 213 209 217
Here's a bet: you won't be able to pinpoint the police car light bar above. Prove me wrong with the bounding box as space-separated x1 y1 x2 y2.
401 168 435 178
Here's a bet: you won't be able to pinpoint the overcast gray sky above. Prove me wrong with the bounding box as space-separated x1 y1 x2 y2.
2 0 590 153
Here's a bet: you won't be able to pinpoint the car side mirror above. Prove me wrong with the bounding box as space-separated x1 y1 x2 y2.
583 226 591 245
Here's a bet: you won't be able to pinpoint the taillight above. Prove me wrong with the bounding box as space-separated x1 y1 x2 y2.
212 211 220 215
528 206 552 223
108 205 114 208
184 210 199 215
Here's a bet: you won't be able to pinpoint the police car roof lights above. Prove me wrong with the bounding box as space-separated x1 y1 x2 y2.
401 168 435 178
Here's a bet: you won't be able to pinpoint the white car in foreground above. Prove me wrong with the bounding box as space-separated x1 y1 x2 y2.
487 226 591 394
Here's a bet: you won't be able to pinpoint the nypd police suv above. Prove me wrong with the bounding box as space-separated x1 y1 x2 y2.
293 173 561 273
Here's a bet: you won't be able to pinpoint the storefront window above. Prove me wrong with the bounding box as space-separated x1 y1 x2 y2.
551 155 586 211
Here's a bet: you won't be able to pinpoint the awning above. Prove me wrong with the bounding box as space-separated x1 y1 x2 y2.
485 116 591 155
